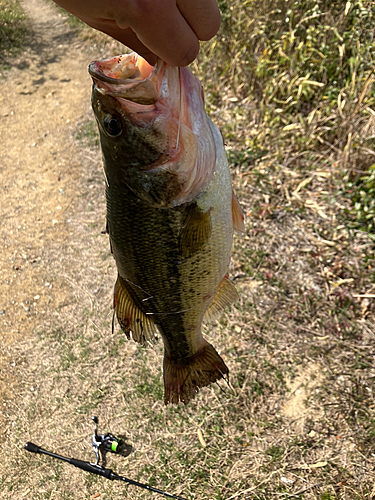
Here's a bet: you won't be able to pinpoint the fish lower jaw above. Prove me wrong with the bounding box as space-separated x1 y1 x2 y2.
163 340 228 405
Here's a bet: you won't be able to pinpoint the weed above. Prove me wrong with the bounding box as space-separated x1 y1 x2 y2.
60 347 76 370
134 369 164 400
265 444 284 461
320 491 335 500
197 0 375 240
0 0 30 63
345 164 375 237
75 120 99 147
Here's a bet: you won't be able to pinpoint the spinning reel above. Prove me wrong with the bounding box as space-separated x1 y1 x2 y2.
25 416 187 500
91 416 125 465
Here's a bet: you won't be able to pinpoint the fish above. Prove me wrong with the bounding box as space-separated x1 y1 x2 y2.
89 52 244 404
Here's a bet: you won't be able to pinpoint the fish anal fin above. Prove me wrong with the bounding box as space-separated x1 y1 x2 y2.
203 275 239 323
114 275 158 346
163 339 228 405
179 205 212 258
232 191 245 233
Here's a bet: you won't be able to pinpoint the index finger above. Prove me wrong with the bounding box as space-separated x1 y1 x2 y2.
177 0 220 41
117 0 208 66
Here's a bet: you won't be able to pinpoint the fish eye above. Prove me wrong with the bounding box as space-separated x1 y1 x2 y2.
103 114 123 137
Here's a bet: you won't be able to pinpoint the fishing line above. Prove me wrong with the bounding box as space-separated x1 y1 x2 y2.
176 67 182 150
120 276 153 301
145 305 195 316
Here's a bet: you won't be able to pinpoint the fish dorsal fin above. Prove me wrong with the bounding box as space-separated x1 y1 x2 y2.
114 275 158 346
232 191 245 233
204 275 239 323
179 205 212 258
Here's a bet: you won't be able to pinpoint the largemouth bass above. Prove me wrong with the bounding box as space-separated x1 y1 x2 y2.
89 53 244 404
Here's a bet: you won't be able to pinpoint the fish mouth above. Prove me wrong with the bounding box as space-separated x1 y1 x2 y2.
89 52 217 207
88 53 163 105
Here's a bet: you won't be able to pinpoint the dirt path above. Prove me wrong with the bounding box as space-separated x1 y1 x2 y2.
0 0 96 435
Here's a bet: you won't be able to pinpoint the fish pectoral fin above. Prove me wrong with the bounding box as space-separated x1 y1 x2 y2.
179 205 212 258
163 339 228 405
114 275 158 346
203 276 239 323
232 190 245 233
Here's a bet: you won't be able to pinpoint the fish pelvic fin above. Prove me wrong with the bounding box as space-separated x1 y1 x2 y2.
203 276 239 323
232 190 245 233
163 340 228 405
179 204 212 258
114 275 158 346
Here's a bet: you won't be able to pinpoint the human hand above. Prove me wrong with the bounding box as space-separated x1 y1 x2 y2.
53 0 220 66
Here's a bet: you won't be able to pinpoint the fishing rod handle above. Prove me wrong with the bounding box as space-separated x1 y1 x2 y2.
25 442 113 479
25 442 41 454
70 459 114 479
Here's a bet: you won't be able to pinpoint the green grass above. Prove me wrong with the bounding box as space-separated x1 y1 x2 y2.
0 0 30 63
345 163 375 237
75 120 100 147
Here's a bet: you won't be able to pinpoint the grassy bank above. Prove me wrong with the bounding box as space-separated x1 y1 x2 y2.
1 1 374 499
196 0 375 239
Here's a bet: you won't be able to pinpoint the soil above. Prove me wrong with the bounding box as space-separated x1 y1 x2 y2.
0 0 101 432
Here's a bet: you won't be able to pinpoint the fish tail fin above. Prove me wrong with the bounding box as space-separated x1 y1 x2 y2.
163 340 228 405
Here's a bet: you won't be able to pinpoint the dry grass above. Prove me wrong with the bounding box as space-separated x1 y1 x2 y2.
1 1 375 499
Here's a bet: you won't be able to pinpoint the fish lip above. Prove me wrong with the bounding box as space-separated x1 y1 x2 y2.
88 63 121 85
88 52 157 82
88 53 163 105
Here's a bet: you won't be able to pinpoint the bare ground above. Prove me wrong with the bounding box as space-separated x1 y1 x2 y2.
0 0 91 422
0 1 375 499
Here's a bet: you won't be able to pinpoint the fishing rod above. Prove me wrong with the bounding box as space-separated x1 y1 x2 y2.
24 417 188 500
